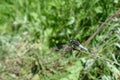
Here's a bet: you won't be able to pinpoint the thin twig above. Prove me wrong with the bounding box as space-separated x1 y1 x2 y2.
82 50 120 66
85 8 120 46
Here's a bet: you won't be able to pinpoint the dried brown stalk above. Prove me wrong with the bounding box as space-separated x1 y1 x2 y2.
85 8 120 46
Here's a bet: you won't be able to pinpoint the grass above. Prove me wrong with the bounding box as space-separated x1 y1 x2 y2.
0 0 120 80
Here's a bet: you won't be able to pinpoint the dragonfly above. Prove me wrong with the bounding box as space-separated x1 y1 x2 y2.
69 40 88 52
61 40 89 56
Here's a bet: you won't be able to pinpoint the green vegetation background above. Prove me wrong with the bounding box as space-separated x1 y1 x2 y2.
0 0 120 80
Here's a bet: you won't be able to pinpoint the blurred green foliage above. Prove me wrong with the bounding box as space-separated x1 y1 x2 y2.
0 0 119 46
0 0 120 80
